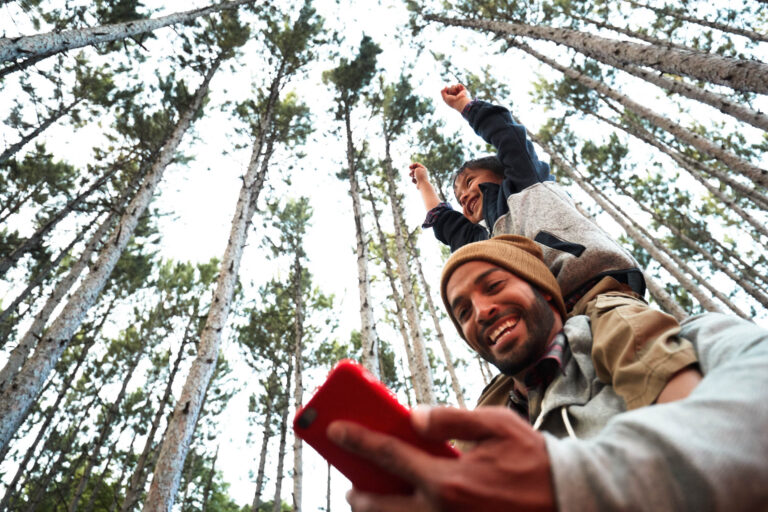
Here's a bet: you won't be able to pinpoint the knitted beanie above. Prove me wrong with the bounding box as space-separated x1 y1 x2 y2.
440 235 566 338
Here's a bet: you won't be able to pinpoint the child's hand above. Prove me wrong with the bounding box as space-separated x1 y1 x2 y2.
409 162 430 189
441 84 471 113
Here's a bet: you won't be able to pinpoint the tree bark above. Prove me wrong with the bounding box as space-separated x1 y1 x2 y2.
121 313 194 512
426 14 768 94
586 104 768 232
407 232 465 408
0 335 93 509
507 38 768 188
644 271 688 322
0 198 120 393
342 104 380 377
291 252 304 512
0 57 217 457
381 140 435 404
590 45 768 132
567 12 691 51
626 0 768 43
250 381 276 512
272 365 292 512
362 177 419 401
608 176 768 309
68 348 144 512
201 445 219 512
0 0 255 63
142 55 275 511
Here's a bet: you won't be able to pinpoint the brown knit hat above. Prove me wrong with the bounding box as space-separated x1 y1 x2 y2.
440 235 566 339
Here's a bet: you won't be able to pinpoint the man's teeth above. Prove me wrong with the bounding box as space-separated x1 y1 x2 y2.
489 318 519 345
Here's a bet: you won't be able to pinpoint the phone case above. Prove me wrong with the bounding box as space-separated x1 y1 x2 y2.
293 359 459 494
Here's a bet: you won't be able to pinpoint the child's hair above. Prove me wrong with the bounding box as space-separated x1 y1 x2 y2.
452 156 505 195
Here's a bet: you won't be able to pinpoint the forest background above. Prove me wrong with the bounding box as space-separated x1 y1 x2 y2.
0 0 766 510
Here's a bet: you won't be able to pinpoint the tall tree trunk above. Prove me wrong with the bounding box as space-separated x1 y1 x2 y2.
143 56 277 511
507 38 768 188
68 349 144 512
0 200 119 392
582 42 768 132
0 98 82 164
291 252 305 512
272 365 292 512
579 172 750 318
0 57 217 456
201 445 219 512
586 104 768 230
0 295 116 466
381 141 435 404
0 46 55 79
645 272 688 322
83 428 124 512
250 385 276 512
625 0 768 43
0 163 119 277
608 176 768 309
567 12 691 51
0 0 256 63
342 105 380 377
362 177 419 400
529 128 732 315
476 356 491 387
121 313 194 512
407 234 465 408
110 433 138 512
426 14 768 94
0 335 94 509
0 215 92 326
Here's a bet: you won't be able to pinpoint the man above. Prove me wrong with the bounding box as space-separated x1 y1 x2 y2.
328 235 768 511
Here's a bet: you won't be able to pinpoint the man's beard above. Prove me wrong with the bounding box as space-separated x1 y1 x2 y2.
480 289 555 377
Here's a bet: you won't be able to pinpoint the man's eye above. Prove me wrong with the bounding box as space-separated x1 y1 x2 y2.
487 281 503 292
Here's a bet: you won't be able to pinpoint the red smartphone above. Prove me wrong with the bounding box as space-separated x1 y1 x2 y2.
293 360 459 494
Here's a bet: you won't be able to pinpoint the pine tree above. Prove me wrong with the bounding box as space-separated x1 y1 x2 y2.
323 35 383 377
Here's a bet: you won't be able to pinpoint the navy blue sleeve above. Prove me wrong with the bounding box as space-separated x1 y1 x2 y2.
432 208 489 252
464 100 553 193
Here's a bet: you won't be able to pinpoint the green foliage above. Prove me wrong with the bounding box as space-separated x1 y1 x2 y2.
412 121 466 201
322 35 382 119
263 0 326 75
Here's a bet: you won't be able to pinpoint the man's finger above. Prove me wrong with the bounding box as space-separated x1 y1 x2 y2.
413 405 532 442
328 420 435 487
346 489 435 512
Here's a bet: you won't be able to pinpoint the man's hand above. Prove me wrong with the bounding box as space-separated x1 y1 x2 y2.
441 84 472 113
327 406 555 512
409 162 430 189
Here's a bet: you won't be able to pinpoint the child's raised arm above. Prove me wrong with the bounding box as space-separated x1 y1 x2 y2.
408 162 441 212
441 84 472 113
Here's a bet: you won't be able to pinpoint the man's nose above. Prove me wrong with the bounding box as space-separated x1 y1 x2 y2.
475 297 498 323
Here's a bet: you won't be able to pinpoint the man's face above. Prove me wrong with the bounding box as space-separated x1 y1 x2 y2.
453 168 503 224
446 260 559 378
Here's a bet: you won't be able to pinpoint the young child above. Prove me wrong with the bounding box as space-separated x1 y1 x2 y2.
411 84 701 410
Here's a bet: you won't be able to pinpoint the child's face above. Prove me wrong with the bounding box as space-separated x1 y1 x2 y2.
454 168 504 224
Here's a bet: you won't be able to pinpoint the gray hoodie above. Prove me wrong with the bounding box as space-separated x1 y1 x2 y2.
544 312 768 511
